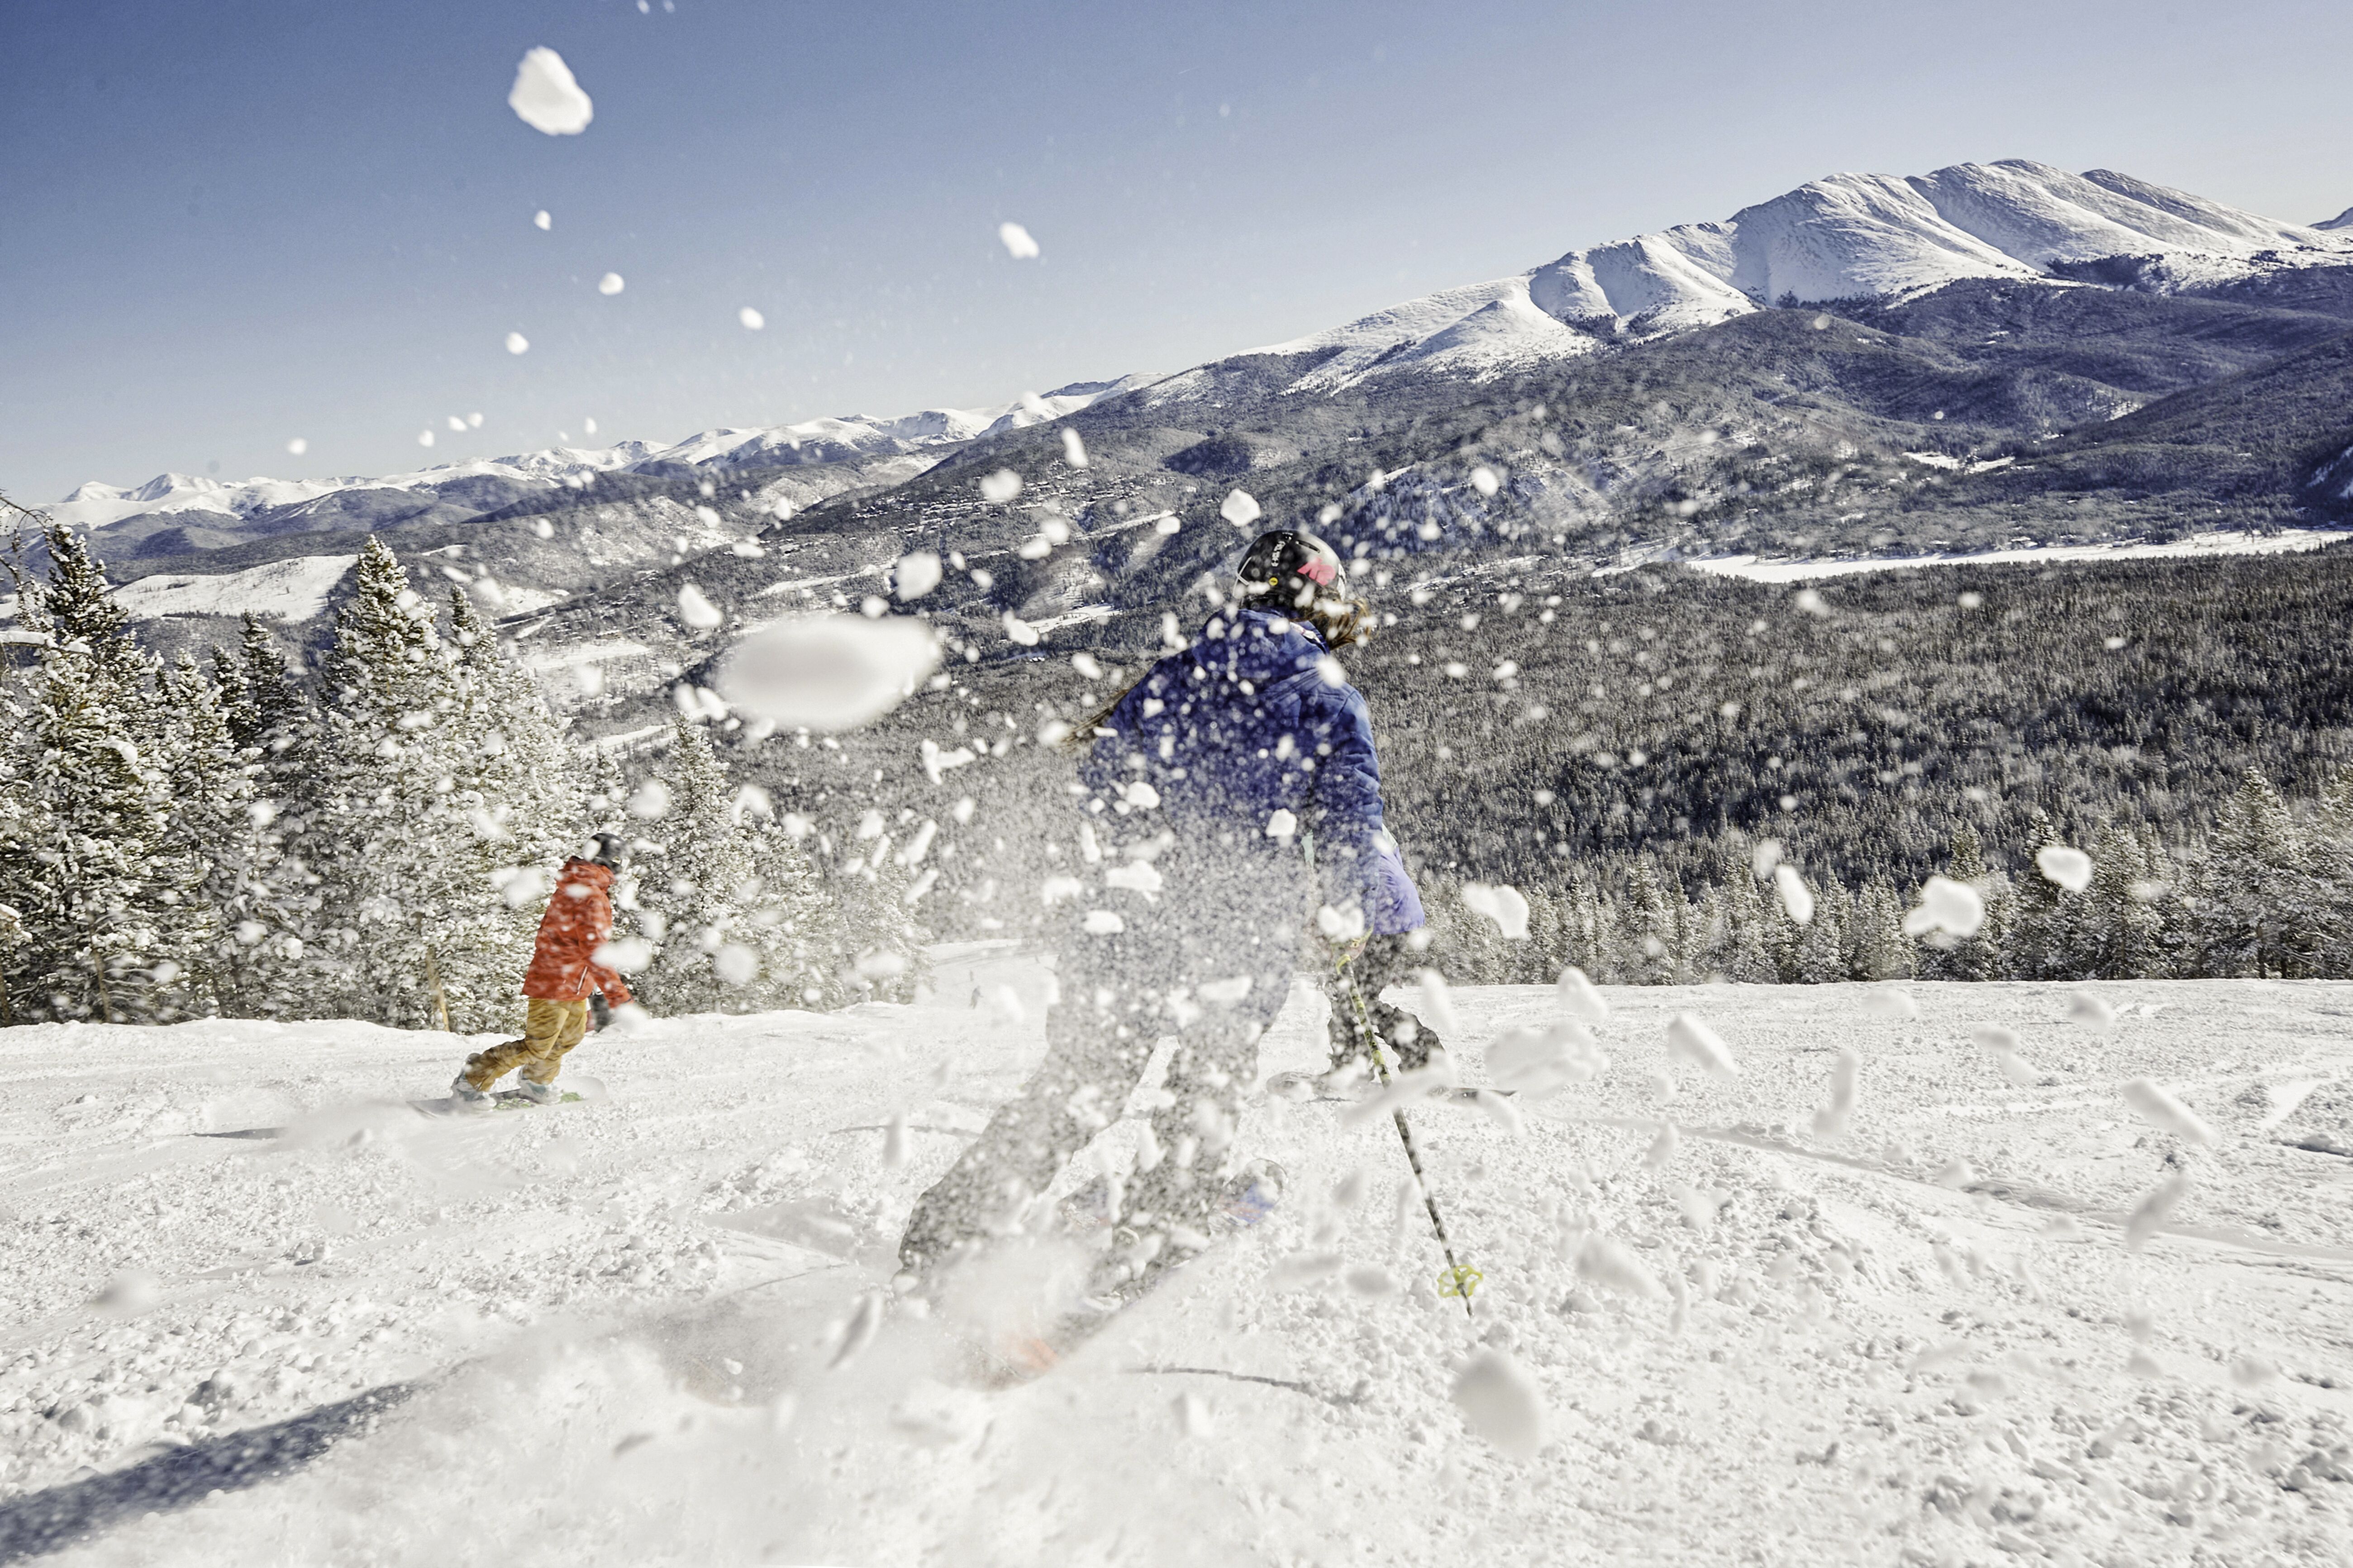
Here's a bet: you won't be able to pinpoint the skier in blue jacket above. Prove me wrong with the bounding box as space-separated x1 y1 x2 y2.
897 529 1425 1308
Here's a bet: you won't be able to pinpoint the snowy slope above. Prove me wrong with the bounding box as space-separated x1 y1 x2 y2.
6 958 2352 1564
1247 160 2353 392
47 380 1149 539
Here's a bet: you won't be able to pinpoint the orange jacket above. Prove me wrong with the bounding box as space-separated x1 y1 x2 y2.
522 858 633 1004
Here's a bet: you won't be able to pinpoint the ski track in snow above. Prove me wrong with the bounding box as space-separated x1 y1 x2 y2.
5 958 2353 1564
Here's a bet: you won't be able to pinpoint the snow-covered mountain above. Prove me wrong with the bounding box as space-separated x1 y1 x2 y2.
1227 159 2353 393
48 379 1147 545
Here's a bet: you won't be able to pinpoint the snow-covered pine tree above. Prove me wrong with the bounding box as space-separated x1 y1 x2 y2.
2194 769 2306 978
743 814 849 1009
2078 821 2164 979
1796 880 1850 983
1624 859 1679 985
629 715 850 1012
1848 879 1913 981
2004 809 2067 981
1712 844 1772 982
0 526 191 1020
2312 769 2353 977
299 538 532 1029
1920 822 2004 981
208 613 323 1013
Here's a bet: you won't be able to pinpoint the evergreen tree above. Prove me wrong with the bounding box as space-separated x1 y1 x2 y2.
1796 880 1849 983
0 527 189 1020
1848 879 1913 981
1711 844 1772 982
2195 770 2305 978
299 538 541 1030
2005 809 2066 981
1625 860 1678 985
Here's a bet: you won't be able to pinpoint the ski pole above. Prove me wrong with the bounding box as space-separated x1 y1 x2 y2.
1336 957 1478 1317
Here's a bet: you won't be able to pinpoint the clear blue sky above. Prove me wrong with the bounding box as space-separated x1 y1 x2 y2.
5 0 2350 504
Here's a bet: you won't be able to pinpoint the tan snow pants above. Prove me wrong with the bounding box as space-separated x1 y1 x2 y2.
461 998 591 1089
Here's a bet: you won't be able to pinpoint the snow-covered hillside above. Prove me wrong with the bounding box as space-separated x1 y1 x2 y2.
1248 159 2353 390
5 955 2351 1564
47 379 1146 542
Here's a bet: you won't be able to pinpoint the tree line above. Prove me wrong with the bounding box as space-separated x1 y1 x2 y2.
0 526 921 1030
1419 767 2353 987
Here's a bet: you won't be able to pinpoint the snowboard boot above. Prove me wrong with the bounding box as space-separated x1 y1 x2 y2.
514 1078 560 1106
449 1073 496 1113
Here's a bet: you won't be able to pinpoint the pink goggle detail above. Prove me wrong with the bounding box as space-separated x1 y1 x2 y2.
1298 556 1338 586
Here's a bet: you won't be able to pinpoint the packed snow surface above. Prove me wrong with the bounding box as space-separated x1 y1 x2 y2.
5 958 2352 1564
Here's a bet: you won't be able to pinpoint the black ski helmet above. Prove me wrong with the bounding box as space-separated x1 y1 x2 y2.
588 832 628 870
1236 529 1344 609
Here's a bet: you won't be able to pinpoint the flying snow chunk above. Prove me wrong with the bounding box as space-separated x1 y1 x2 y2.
676 583 723 630
1082 910 1125 935
718 615 940 732
1773 863 1814 925
533 209 552 230
1904 875 1984 938
593 937 653 972
1794 587 1830 617
1556 965 1610 1022
997 221 1040 259
979 468 1023 504
738 306 765 330
2037 845 2093 893
1199 975 1253 1005
1469 466 1500 497
1220 488 1262 529
1812 1048 1860 1139
1062 428 1088 467
1860 986 1919 1021
597 272 625 295
625 781 671 819
1577 1233 1667 1300
1265 808 1298 840
508 47 594 135
2125 1171 2189 1250
1451 1349 1547 1460
1484 1022 1604 1100
1462 882 1529 939
2120 1078 2218 1145
505 332 530 355
1665 1012 1736 1077
714 943 757 985
894 550 943 601
418 429 437 447
286 437 307 456
1413 969 1462 1037
2067 990 2118 1034
1002 613 1040 647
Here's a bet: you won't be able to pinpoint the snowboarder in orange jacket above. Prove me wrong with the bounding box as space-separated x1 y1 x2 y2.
451 835 634 1108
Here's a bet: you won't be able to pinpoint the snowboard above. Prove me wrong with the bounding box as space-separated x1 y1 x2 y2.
410 1088 586 1117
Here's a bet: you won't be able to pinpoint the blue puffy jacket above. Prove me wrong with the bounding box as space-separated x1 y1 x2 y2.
1079 607 1425 935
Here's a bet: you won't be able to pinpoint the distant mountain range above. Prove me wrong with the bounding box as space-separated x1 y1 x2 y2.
24 157 2353 741
46 380 1145 555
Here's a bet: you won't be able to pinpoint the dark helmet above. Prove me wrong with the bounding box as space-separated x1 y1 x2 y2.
588 832 628 870
1236 530 1344 610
